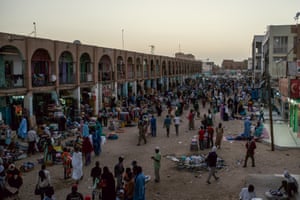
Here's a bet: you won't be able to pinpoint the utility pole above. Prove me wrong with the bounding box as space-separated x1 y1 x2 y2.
29 22 37 37
122 29 124 49
267 72 275 151
149 45 155 54
33 22 36 37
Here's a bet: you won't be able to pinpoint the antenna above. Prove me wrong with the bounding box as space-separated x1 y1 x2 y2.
122 29 124 49
295 12 300 24
29 22 37 37
179 43 181 53
149 45 155 54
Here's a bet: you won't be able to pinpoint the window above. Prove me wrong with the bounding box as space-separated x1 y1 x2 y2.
255 42 262 54
273 36 288 54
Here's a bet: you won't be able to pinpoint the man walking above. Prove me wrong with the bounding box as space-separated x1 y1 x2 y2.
133 166 146 200
114 156 125 190
66 184 84 200
137 118 147 146
151 146 161 183
206 146 219 184
173 114 181 136
259 104 265 123
163 115 172 137
27 127 38 156
150 115 157 137
243 136 256 167
198 126 205 150
207 125 214 148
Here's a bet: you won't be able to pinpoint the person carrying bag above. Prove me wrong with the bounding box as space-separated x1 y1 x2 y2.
36 164 53 200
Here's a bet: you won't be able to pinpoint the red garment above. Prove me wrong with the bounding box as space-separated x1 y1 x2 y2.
198 129 205 140
188 112 194 121
246 140 256 155
207 126 214 139
82 137 93 153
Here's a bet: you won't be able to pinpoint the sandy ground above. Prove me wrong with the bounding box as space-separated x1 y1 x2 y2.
13 104 300 200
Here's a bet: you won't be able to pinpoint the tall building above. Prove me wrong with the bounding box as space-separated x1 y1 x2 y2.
262 25 297 79
251 35 264 84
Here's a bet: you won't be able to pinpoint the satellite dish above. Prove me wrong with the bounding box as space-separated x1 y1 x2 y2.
73 40 81 45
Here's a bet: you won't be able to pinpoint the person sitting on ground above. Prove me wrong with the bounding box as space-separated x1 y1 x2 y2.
238 101 247 116
239 184 256 200
278 170 299 197
253 121 264 139
228 117 252 141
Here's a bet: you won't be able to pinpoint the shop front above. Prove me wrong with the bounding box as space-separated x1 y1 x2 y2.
289 99 300 134
288 78 300 137
0 95 25 130
102 83 114 108
33 91 63 125
59 89 77 120
80 87 95 117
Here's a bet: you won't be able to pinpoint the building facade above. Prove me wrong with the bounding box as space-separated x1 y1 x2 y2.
251 35 264 85
262 25 296 79
259 24 300 139
0 32 202 129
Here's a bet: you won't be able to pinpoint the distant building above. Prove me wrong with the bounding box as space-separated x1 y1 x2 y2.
260 25 298 123
262 25 297 79
251 35 264 83
175 52 195 60
221 59 248 70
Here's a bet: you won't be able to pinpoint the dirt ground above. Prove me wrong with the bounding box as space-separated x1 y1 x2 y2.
14 105 300 200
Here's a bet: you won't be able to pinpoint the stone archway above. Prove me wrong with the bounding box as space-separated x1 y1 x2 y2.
31 48 52 87
58 51 75 84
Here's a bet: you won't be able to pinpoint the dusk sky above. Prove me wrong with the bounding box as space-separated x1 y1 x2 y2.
0 0 299 65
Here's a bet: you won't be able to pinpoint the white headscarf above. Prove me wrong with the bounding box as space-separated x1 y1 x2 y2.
211 146 217 152
283 170 290 178
283 170 294 183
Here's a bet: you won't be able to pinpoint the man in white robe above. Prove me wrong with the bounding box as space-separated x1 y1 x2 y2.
71 147 83 182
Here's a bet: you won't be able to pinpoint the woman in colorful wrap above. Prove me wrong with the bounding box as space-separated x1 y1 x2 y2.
61 147 72 179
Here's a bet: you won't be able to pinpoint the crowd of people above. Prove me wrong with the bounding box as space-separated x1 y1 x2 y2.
0 76 298 199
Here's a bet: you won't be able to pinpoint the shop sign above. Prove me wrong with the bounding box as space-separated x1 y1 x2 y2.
290 79 300 98
287 61 300 76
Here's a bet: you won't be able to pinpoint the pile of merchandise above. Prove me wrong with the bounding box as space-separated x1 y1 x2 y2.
167 154 226 172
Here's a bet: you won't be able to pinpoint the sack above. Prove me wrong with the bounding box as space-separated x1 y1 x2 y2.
46 185 55 196
35 185 41 195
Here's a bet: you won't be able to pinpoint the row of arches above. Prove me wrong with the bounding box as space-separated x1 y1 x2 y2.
0 44 201 89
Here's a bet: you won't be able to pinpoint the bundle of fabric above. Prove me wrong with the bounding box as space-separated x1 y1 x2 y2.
20 162 35 172
107 133 118 140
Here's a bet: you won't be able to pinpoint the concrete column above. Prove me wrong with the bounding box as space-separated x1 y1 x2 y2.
114 82 118 101
133 81 137 95
146 79 151 88
123 81 128 97
93 84 99 115
73 87 81 114
99 83 103 109
153 79 157 88
24 91 33 117
166 78 169 91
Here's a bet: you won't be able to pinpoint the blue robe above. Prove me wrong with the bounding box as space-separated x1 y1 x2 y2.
241 118 251 138
18 118 27 139
92 121 102 156
82 122 89 137
133 172 146 200
92 130 102 156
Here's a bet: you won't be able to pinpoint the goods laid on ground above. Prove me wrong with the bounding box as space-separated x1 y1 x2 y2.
265 190 288 200
166 154 226 172
19 161 35 172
